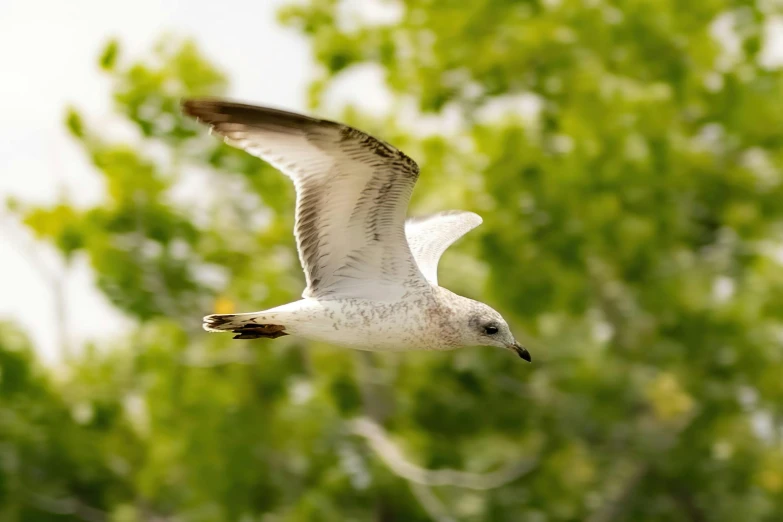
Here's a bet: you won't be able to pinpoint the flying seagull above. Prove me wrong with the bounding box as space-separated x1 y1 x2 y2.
182 99 531 361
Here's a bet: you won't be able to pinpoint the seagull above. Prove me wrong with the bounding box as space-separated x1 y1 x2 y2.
182 99 531 361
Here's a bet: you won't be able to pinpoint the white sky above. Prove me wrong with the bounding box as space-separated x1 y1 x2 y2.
0 0 313 363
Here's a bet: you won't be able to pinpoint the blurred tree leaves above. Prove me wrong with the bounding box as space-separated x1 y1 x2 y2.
2 1 783 521
99 39 120 71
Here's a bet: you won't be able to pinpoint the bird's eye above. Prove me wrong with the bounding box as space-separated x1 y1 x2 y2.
484 325 499 335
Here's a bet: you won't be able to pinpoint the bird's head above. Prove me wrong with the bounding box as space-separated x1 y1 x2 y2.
460 301 531 362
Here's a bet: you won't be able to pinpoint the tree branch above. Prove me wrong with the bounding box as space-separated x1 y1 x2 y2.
23 488 107 522
350 418 538 490
584 463 648 522
409 482 457 522
23 487 179 522
355 352 393 423
0 216 70 359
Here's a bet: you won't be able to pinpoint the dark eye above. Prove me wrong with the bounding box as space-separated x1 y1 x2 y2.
484 325 499 335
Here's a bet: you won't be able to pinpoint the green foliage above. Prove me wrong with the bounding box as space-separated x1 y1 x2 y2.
65 107 85 138
99 39 120 71
0 322 142 521
4 2 783 521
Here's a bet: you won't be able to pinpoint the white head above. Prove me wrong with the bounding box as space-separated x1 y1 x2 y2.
459 301 531 361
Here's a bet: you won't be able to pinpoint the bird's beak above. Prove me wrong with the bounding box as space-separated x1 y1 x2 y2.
508 341 532 362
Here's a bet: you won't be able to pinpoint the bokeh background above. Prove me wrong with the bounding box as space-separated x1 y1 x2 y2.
2 0 783 521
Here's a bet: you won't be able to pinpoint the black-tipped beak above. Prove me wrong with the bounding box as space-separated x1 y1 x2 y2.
510 342 532 362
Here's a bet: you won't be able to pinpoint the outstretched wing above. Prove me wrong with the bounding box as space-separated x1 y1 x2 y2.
404 210 483 285
183 99 428 300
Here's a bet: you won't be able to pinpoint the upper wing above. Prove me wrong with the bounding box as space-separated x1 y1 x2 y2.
183 99 428 300
404 210 483 285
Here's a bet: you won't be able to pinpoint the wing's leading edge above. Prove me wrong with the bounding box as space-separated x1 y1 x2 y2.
404 210 483 285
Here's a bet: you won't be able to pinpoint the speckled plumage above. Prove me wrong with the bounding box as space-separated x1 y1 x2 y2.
184 99 530 361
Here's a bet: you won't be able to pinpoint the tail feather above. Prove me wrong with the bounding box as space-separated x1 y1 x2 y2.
203 313 288 340
202 313 252 332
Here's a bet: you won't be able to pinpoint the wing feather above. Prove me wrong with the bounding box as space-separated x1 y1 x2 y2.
405 210 483 285
183 99 427 300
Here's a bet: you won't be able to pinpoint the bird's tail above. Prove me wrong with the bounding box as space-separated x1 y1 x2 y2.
203 313 289 340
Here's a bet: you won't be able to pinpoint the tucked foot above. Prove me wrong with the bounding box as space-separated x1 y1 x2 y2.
231 324 288 340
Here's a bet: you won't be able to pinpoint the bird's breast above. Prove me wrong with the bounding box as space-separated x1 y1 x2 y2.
294 293 456 352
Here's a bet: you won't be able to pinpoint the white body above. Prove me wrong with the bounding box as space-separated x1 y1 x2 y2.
218 286 477 352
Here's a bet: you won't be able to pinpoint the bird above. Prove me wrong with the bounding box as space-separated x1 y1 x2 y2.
182 99 531 361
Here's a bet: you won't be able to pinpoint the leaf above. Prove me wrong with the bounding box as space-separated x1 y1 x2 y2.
65 106 85 138
99 39 120 71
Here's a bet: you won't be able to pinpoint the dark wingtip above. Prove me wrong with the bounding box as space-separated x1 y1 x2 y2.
180 98 197 116
181 98 217 120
